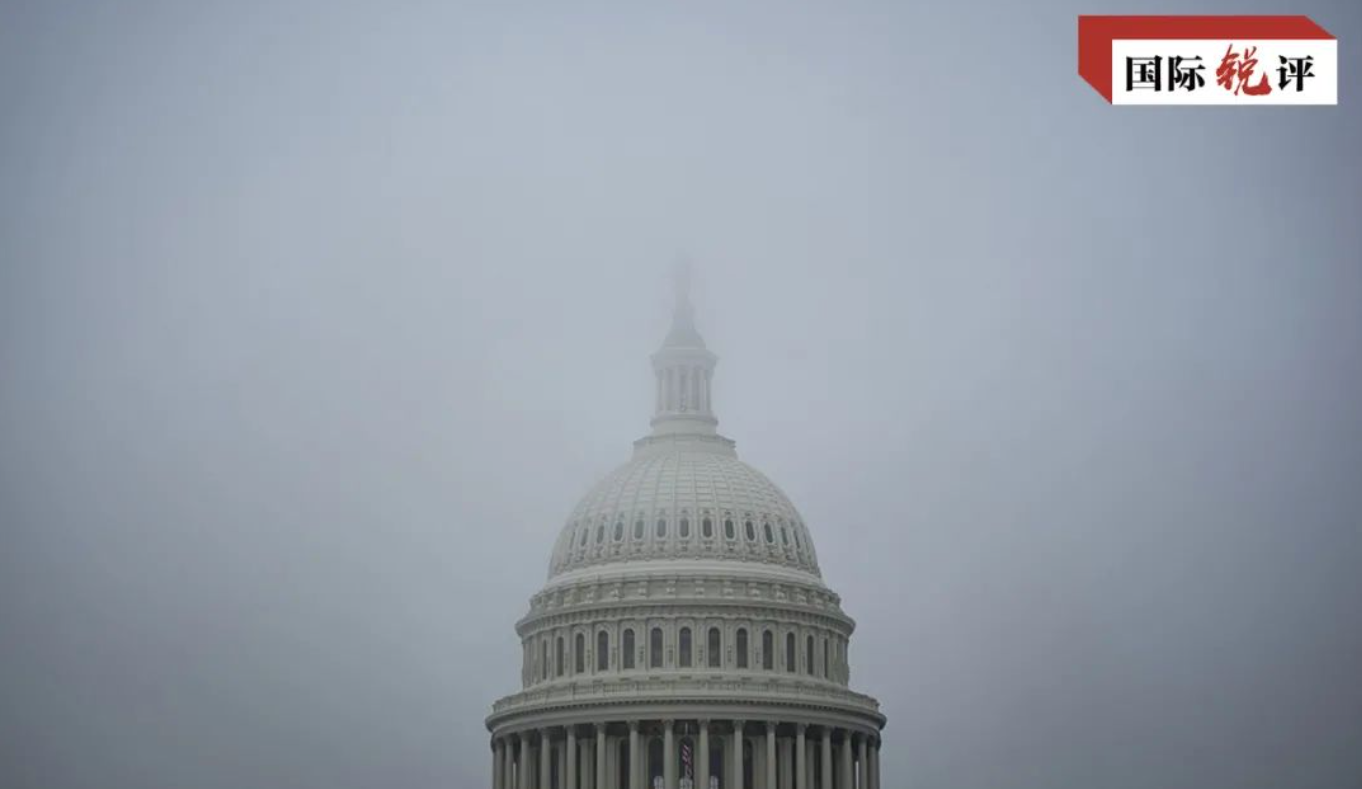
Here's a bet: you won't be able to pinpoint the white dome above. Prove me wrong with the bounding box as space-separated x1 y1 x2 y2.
487 268 887 771
547 435 821 579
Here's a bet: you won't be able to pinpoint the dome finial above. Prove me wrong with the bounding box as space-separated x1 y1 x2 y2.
663 252 705 349
673 253 692 312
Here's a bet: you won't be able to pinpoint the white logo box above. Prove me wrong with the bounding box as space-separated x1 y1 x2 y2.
1111 38 1337 105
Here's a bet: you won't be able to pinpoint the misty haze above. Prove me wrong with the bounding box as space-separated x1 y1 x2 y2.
2 2 1360 789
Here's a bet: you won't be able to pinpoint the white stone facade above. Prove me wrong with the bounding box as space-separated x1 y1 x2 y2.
487 271 886 789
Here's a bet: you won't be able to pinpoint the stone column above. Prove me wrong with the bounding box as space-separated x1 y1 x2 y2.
820 729 832 789
779 738 792 789
698 721 710 789
868 737 879 789
765 723 777 789
567 728 578 789
494 739 504 789
795 725 807 789
519 735 532 789
611 736 622 789
628 721 641 789
501 738 514 789
595 725 608 789
839 733 852 789
732 720 745 789
582 736 594 789
664 720 677 789
856 735 867 789
541 730 553 789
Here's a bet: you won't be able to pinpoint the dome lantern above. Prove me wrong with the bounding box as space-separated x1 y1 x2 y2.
649 258 720 438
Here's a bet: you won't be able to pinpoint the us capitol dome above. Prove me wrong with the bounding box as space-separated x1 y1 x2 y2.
486 269 887 789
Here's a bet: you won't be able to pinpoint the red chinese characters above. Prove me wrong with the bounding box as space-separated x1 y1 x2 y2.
1215 43 1272 95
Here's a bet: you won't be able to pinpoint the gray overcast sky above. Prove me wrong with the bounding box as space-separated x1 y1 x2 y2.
2 1 1360 788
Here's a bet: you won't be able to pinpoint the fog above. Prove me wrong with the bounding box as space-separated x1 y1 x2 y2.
2 1 1360 787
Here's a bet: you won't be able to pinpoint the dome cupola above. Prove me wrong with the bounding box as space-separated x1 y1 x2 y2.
648 260 719 437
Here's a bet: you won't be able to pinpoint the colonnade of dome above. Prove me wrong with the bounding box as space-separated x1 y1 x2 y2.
491 720 882 789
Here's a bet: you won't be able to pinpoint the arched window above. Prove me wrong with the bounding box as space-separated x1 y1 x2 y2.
724 519 735 540
622 629 636 669
822 638 829 679
656 518 667 538
596 524 605 544
707 739 725 786
702 518 713 538
575 633 586 673
614 521 624 542
679 627 692 668
597 631 609 671
634 519 644 540
736 628 749 669
763 522 774 543
679 518 690 538
579 528 588 547
648 738 664 786
806 635 815 675
793 529 802 550
541 640 549 680
618 741 632 789
745 520 756 542
650 627 664 668
781 526 790 546
785 632 796 673
556 637 565 677
707 627 721 668
762 630 774 670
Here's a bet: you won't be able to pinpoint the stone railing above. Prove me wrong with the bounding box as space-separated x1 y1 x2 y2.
519 574 852 633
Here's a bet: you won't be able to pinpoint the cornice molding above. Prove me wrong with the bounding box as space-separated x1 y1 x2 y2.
517 599 855 638
486 675 885 735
